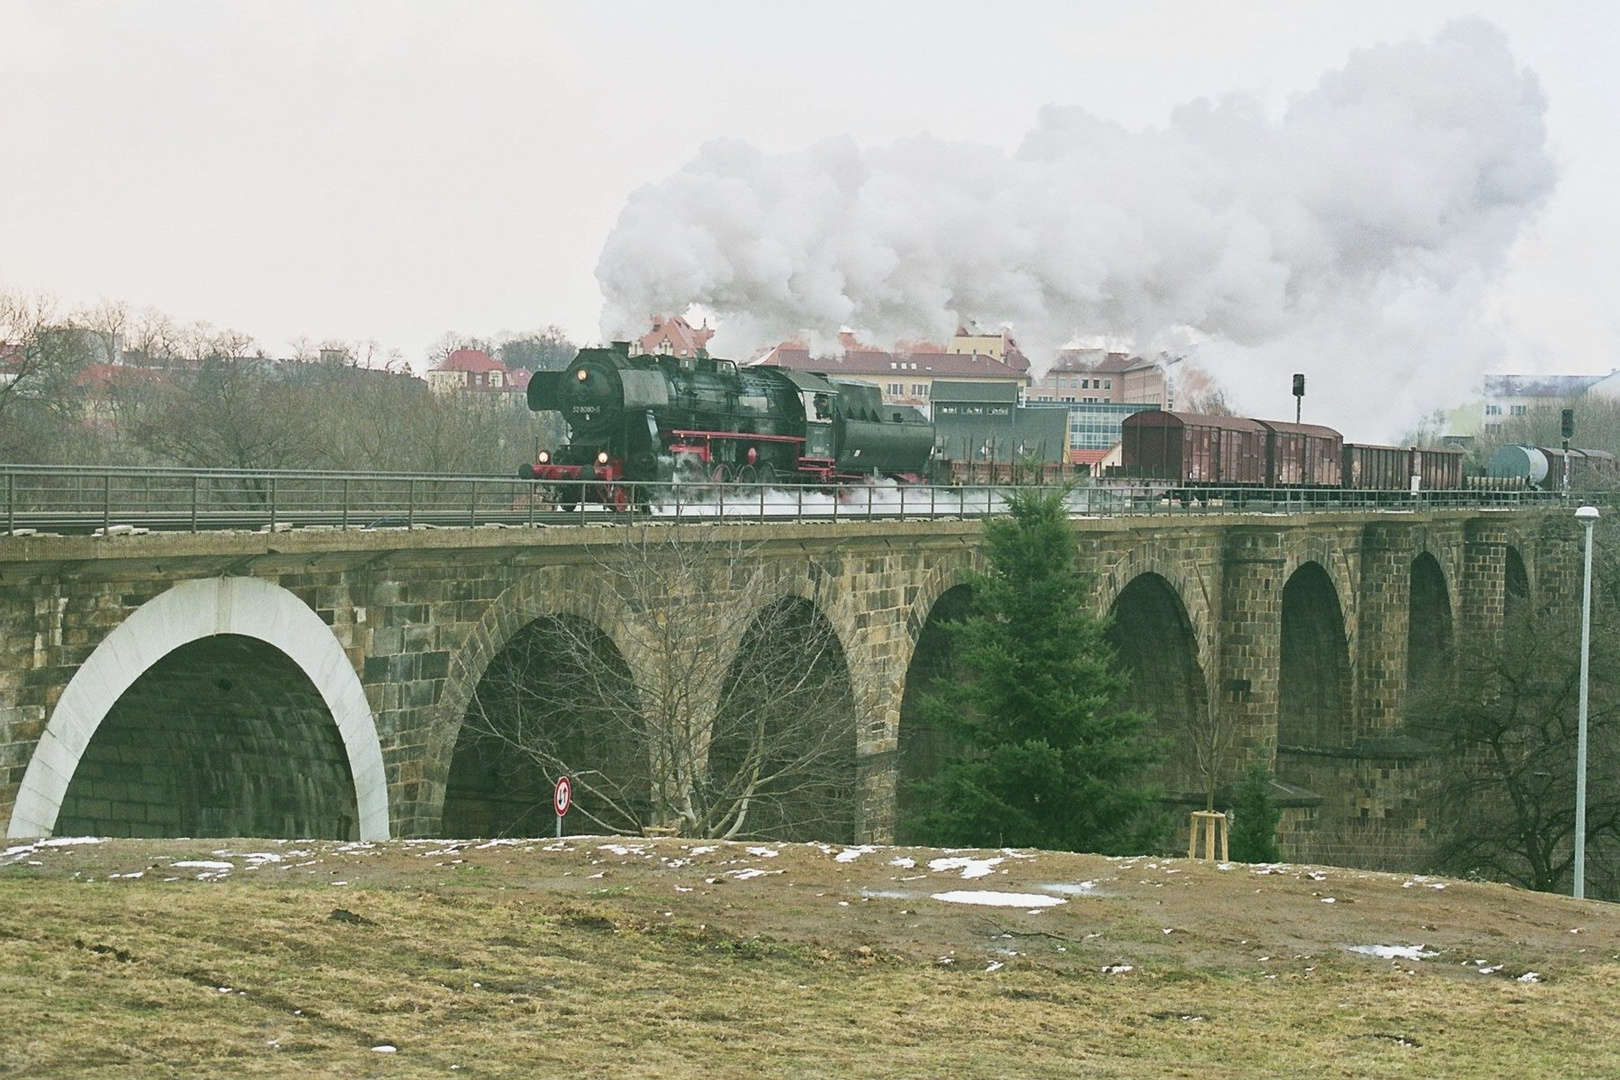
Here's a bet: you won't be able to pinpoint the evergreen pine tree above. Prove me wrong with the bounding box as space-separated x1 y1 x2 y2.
1228 765 1281 863
907 487 1163 853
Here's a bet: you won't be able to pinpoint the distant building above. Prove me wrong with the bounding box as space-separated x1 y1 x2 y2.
426 348 530 401
1029 349 1168 408
1481 373 1615 434
636 315 714 358
757 332 1027 415
945 323 1029 375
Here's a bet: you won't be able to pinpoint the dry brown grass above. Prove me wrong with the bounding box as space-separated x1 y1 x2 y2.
2 836 1617 1077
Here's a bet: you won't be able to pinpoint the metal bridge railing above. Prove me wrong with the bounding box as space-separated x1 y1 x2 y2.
0 463 1596 536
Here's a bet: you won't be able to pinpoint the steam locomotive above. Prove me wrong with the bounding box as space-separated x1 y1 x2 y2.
518 342 935 507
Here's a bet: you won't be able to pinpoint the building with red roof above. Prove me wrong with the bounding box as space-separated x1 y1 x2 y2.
427 348 528 401
637 315 714 359
755 329 1027 415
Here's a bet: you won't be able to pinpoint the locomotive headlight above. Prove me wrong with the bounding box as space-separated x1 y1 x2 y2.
537 450 551 464
576 368 589 381
596 450 610 465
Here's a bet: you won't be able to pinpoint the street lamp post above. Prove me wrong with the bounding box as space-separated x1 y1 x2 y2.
1574 504 1599 899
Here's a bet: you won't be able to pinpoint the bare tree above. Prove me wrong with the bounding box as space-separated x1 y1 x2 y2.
1180 694 1242 815
450 527 861 841
134 356 324 470
1408 528 1620 898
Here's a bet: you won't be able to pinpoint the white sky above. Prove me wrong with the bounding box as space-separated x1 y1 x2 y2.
2 0 1616 396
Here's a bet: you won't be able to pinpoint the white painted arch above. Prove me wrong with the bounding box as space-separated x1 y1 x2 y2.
7 576 390 840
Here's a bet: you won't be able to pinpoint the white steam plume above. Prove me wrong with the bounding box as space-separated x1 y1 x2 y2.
596 19 1554 438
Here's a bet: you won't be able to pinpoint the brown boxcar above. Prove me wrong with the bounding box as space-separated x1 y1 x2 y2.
1413 446 1465 490
1120 411 1268 485
1256 420 1343 487
1342 443 1408 489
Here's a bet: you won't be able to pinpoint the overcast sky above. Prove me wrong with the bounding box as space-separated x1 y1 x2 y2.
2 1 1616 430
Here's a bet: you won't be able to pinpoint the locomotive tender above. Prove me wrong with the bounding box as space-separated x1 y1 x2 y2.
519 342 934 505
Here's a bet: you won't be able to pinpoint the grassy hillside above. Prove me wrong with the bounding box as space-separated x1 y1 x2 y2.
3 836 1617 1078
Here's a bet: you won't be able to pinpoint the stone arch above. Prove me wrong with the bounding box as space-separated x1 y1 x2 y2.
710 594 859 842
428 566 641 834
7 576 388 840
1407 551 1454 696
1280 539 1359 662
1505 544 1531 623
895 581 975 842
1277 561 1352 752
1105 572 1210 797
1095 548 1217 679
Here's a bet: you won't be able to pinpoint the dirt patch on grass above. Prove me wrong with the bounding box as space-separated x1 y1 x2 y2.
3 836 1617 1077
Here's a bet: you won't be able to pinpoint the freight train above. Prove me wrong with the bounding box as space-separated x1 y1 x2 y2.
1115 410 1466 492
518 343 1614 507
518 342 934 507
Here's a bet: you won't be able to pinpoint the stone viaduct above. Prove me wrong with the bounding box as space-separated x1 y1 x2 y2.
0 507 1583 869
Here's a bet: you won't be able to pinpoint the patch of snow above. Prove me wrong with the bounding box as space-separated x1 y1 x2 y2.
372 1045 397 1053
928 856 1003 879
1518 971 1542 983
728 867 785 881
985 961 1004 973
598 844 647 857
1345 945 1436 961
171 861 234 870
835 845 878 863
860 888 912 900
889 857 916 869
1102 964 1133 975
40 836 107 848
687 845 719 855
930 890 1066 908
745 846 780 858
1320 897 1336 904
1038 881 1100 897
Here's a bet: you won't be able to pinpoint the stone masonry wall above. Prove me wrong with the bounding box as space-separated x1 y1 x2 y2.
0 508 1567 869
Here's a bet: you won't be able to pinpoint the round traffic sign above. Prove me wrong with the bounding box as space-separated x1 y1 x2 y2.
553 775 572 817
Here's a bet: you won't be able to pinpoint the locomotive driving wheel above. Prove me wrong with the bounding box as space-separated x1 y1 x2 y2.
755 462 776 487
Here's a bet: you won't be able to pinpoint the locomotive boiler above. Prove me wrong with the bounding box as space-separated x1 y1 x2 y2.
518 342 935 506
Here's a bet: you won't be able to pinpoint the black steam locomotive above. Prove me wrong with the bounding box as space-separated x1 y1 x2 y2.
518 342 935 507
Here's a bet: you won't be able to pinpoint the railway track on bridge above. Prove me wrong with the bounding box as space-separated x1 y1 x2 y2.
0 463 1583 536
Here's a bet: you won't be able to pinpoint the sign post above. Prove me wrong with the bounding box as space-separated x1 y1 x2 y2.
553 775 572 839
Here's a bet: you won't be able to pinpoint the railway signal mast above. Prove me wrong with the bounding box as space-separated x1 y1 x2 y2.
1563 408 1575 497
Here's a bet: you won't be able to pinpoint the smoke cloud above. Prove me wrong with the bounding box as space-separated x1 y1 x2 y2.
596 19 1555 437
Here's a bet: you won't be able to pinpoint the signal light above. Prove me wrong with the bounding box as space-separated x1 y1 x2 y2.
537 450 550 464
596 450 609 465
1563 408 1575 440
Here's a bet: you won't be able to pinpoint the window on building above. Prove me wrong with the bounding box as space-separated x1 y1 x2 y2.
1104 379 1112 390
912 383 929 397
887 383 903 396
1510 404 1528 416
1485 404 1501 416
